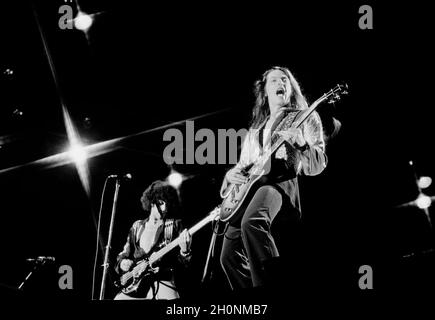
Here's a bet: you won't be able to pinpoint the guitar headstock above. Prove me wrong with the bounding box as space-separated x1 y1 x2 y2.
325 83 349 104
209 206 221 221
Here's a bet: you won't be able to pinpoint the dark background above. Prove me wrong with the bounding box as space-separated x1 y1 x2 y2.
1 0 434 307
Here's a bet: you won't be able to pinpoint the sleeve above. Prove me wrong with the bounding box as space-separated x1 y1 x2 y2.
114 221 138 274
220 130 252 198
174 220 192 266
298 111 327 176
275 111 327 176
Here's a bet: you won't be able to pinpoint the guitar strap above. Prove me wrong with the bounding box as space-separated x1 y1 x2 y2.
163 219 175 244
258 109 302 150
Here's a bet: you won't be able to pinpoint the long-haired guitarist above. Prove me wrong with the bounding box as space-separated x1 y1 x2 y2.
219 66 327 289
114 180 192 300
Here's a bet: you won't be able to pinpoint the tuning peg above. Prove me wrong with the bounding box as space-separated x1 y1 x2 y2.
341 83 349 94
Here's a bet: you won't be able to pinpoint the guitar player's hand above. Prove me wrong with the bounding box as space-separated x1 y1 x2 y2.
225 167 248 185
278 128 307 148
179 229 192 254
120 259 133 272
148 253 160 274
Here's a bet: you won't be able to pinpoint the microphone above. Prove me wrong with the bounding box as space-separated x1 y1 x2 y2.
26 256 56 262
108 173 132 180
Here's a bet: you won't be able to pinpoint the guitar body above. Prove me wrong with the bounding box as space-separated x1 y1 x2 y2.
120 272 146 295
220 171 269 223
114 258 155 295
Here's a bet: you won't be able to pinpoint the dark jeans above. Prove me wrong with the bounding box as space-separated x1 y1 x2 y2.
220 185 288 289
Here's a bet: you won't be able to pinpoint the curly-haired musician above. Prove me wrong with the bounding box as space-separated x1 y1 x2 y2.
114 180 192 300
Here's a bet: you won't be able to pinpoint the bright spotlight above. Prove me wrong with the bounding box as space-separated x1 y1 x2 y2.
68 144 87 164
416 194 432 209
168 172 183 189
418 176 432 189
74 12 93 31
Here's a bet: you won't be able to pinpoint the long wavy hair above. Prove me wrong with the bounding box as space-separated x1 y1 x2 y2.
250 66 308 129
140 180 181 219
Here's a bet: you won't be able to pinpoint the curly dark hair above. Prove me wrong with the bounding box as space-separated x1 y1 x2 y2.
140 180 181 218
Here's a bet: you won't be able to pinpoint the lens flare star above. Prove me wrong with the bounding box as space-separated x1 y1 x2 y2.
63 106 91 196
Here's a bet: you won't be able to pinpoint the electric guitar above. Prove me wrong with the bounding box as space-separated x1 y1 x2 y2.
219 83 348 223
114 206 221 295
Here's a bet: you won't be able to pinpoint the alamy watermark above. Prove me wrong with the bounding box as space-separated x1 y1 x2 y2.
58 0 74 30
358 264 373 290
163 121 248 165
58 264 73 290
359 5 373 30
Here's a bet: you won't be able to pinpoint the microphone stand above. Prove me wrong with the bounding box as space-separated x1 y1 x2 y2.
18 259 47 291
99 178 121 300
201 221 222 283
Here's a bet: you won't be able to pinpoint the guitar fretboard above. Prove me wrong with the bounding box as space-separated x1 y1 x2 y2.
149 211 217 264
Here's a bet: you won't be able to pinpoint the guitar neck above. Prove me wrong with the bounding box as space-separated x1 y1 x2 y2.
294 96 325 128
149 214 214 263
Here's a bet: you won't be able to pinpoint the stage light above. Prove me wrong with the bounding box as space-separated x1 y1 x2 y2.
168 171 183 189
68 143 87 164
13 109 23 116
74 12 93 31
418 176 432 189
416 194 431 209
